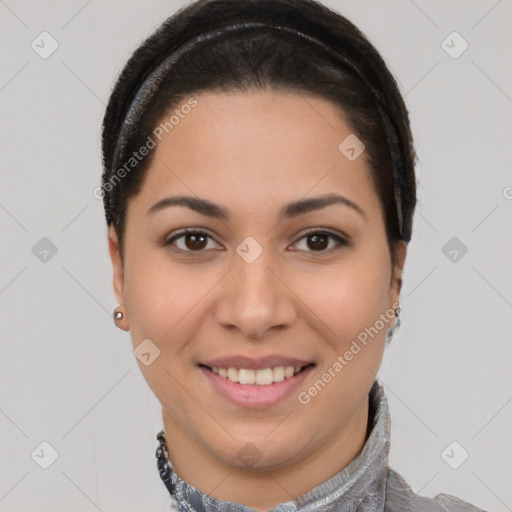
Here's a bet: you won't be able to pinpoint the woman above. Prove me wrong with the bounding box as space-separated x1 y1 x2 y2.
100 0 487 510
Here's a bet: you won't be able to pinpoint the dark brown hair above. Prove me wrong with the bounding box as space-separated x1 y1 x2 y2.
101 0 417 261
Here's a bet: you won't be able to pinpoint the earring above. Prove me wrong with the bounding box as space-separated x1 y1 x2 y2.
386 303 402 344
113 306 124 323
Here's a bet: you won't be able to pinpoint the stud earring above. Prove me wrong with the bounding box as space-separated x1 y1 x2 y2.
386 303 402 344
113 306 124 323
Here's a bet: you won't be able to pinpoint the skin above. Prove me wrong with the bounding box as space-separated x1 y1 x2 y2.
108 90 406 511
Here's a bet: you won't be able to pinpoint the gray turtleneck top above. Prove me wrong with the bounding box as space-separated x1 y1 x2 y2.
157 380 487 512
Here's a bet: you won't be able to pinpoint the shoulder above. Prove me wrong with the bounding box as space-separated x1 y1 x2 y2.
385 467 488 512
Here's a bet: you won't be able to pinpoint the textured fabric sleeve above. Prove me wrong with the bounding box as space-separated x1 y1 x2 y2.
385 468 488 512
433 493 489 512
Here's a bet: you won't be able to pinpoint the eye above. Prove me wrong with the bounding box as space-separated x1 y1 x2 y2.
293 229 348 254
162 228 349 255
163 229 220 253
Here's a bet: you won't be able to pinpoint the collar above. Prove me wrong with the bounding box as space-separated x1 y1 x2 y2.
158 379 390 512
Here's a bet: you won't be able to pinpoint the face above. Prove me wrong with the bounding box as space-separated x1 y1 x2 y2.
108 91 406 478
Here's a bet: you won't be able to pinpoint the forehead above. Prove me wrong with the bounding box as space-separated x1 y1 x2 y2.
159 90 353 165
129 90 379 220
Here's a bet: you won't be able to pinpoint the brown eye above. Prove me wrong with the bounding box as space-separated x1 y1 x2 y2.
294 230 348 253
307 233 329 251
164 230 218 252
183 232 208 250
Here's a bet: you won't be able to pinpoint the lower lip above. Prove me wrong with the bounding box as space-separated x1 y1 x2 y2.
200 365 315 408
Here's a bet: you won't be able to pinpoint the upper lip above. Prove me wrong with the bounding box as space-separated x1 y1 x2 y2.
200 355 314 370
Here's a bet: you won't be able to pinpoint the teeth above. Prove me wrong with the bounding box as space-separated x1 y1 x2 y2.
273 366 285 382
284 366 295 378
227 367 239 382
238 369 255 384
211 365 304 385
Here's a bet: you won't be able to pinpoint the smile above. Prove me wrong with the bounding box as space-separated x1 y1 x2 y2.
207 364 311 385
199 363 315 408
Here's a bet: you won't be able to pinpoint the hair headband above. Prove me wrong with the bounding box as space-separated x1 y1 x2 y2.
111 22 410 241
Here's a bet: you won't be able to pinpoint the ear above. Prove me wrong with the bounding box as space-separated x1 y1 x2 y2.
107 225 126 309
390 240 407 306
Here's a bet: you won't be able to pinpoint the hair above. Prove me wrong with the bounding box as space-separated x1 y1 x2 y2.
101 0 417 264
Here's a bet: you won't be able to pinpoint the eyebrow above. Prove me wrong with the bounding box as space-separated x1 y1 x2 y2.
147 192 366 220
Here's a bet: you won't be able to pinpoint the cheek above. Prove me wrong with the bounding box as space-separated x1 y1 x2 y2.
294 255 391 417
125 243 392 347
122 258 206 406
122 250 203 345
297 255 392 346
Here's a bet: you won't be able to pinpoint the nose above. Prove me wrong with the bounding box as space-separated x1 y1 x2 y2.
214 252 298 340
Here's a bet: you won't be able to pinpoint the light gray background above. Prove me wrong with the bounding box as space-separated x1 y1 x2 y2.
1 1 511 511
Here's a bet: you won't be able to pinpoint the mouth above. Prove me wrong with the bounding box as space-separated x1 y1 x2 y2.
198 363 315 385
198 362 316 408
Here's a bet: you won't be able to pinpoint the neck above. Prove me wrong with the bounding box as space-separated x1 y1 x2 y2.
161 395 370 511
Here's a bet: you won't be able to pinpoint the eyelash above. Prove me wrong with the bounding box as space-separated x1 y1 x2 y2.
162 228 349 256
